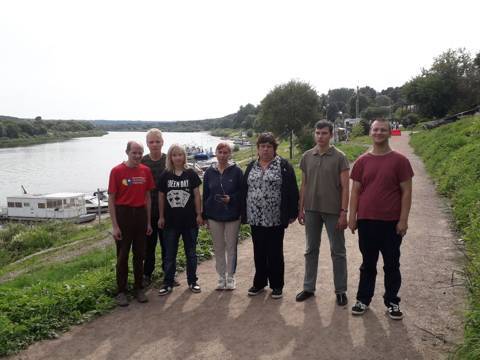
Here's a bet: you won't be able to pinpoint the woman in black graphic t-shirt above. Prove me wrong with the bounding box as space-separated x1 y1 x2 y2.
158 144 203 296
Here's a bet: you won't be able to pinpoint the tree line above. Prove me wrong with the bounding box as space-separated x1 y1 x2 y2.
0 116 99 140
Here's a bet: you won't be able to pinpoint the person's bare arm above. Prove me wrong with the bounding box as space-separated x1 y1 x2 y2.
108 194 121 241
298 172 306 225
194 187 203 226
158 192 165 229
336 169 350 230
397 178 413 236
348 180 361 234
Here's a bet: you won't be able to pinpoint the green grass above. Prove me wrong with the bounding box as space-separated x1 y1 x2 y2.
0 221 110 268
410 115 480 359
0 223 251 356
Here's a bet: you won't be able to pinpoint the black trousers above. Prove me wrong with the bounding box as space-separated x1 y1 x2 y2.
251 225 285 290
115 206 147 293
356 220 402 306
144 214 165 277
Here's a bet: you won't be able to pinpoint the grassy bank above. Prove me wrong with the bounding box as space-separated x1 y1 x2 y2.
0 130 107 148
410 115 480 359
0 222 250 356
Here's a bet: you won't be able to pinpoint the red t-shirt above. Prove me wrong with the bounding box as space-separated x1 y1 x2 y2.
350 151 414 221
108 163 155 207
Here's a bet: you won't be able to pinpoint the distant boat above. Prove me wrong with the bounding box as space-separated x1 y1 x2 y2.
5 193 95 223
84 195 109 214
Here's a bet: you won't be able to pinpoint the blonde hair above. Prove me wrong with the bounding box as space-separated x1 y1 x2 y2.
216 142 232 153
166 144 188 172
146 128 163 141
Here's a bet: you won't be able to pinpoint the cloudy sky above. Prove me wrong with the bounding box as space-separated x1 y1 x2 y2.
0 0 478 121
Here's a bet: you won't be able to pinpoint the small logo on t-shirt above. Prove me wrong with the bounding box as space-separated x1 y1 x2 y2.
122 177 146 186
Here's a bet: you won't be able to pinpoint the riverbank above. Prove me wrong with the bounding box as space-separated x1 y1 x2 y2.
0 130 107 149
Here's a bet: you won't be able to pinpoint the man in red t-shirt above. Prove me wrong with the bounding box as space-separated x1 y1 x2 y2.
108 141 155 306
348 119 413 320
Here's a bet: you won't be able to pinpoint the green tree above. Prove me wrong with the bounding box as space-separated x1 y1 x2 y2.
347 94 369 117
403 48 479 118
257 80 319 137
359 86 377 101
362 106 390 120
327 88 355 113
375 95 392 107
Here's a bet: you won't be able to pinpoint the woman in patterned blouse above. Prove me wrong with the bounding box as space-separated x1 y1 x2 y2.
242 132 299 299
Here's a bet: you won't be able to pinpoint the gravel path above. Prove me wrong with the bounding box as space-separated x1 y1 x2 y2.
12 134 465 360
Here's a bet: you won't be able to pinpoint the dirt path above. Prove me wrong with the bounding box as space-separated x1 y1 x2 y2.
12 134 465 360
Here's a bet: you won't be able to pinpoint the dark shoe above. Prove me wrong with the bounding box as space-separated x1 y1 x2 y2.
387 302 404 320
296 290 314 302
142 275 152 288
247 286 265 296
336 293 348 306
158 285 172 296
136 289 148 303
189 282 201 293
115 292 129 307
351 300 368 315
271 288 283 299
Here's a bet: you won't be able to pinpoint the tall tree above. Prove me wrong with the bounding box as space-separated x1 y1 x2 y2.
257 80 319 137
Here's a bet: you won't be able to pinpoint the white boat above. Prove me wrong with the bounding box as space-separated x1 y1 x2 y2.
84 195 109 214
5 193 95 223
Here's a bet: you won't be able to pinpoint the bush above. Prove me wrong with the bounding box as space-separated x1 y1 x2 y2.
401 113 420 128
294 127 315 153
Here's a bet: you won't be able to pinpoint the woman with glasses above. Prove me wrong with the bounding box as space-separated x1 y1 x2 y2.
203 142 244 290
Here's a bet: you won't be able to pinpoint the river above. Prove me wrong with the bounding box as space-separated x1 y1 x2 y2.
0 131 226 206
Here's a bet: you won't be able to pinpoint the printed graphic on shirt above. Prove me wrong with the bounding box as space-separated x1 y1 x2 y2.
166 189 190 208
121 177 147 186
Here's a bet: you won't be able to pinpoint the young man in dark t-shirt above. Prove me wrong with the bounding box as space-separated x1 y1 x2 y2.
348 118 413 320
141 129 167 286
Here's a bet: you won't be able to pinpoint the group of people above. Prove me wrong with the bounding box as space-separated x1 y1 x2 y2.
107 118 413 320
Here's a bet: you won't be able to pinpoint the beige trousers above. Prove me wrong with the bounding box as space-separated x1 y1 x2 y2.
208 219 241 277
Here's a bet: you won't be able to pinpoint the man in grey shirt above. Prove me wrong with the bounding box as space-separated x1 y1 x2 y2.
296 120 350 305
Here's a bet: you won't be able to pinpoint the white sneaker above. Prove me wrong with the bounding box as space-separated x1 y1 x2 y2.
225 276 236 290
216 277 226 290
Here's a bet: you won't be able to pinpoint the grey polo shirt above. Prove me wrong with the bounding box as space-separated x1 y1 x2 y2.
300 146 349 215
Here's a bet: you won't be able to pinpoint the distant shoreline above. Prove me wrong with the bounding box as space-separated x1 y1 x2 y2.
0 130 107 149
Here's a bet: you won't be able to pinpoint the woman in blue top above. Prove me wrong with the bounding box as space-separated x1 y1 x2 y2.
203 142 243 290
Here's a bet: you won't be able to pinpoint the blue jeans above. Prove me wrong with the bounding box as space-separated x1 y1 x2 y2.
163 227 198 286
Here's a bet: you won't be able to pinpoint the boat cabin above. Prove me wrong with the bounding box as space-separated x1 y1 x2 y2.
6 193 87 220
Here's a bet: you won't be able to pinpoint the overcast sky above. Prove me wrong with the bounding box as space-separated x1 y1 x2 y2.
0 0 478 121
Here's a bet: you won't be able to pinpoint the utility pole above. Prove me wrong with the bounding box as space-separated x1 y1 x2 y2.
356 85 360 119
289 129 293 159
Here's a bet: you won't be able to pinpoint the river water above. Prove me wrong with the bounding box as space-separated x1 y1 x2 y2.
0 131 225 206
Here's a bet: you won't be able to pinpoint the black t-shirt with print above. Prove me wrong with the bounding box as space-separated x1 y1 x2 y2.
159 169 202 229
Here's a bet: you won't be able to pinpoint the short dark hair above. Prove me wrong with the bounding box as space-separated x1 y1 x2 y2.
315 120 333 134
256 132 278 151
371 118 391 131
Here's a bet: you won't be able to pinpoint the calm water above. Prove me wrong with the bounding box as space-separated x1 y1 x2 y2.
0 131 225 206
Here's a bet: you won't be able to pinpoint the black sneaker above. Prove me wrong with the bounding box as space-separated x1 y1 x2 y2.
189 282 201 293
296 290 314 302
158 285 172 296
271 288 283 299
351 300 368 315
387 302 404 320
336 293 348 306
247 286 265 296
